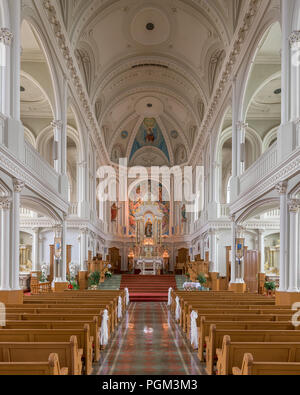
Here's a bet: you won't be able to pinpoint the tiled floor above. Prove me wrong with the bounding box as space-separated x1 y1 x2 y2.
93 302 206 375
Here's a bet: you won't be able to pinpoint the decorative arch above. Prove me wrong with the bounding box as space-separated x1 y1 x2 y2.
20 11 62 119
262 126 279 152
235 197 280 224
20 195 62 223
24 126 36 148
238 17 281 121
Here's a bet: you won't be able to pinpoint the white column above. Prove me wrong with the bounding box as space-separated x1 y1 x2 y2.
80 228 88 271
276 182 288 291
230 215 236 284
209 230 218 273
288 199 300 292
61 218 67 282
258 230 265 274
0 198 11 290
51 120 62 174
32 228 40 272
12 179 24 290
0 28 13 116
230 78 239 201
237 121 248 175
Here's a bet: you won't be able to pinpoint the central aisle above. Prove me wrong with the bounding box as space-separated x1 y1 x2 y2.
94 302 206 375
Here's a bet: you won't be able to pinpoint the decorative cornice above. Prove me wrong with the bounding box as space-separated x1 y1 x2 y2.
275 181 288 195
51 120 63 130
0 28 13 46
288 199 300 213
0 198 11 210
13 178 25 194
289 31 300 49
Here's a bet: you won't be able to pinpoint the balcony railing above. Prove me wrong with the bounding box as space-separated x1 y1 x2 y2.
68 202 78 216
240 143 278 195
24 141 59 193
219 204 230 218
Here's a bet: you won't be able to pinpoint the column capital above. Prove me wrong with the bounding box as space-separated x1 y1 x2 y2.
288 199 300 213
12 178 25 193
289 31 300 49
275 181 288 195
0 28 13 46
236 121 248 131
51 120 63 130
0 198 11 210
229 214 236 222
32 227 40 234
80 227 89 235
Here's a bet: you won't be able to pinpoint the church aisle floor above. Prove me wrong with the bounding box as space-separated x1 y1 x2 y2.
93 302 206 375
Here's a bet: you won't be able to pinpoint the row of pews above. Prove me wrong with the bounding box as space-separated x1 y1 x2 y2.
0 289 127 375
170 290 300 375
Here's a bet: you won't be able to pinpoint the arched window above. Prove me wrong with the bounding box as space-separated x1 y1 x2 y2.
226 176 232 204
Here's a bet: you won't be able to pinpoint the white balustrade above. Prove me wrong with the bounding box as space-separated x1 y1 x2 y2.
68 203 78 216
239 143 278 195
24 141 59 192
219 204 229 218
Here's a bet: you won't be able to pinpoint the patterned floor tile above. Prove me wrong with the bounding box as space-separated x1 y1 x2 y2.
93 302 206 376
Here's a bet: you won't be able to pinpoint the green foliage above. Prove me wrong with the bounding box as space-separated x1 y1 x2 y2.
197 274 207 285
88 271 101 287
264 281 276 291
39 273 48 283
70 281 80 290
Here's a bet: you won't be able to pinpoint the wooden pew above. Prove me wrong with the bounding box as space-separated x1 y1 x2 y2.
186 309 293 340
0 326 93 375
198 317 298 362
0 353 68 375
206 326 300 375
233 353 300 375
0 336 83 375
3 318 101 362
216 336 300 375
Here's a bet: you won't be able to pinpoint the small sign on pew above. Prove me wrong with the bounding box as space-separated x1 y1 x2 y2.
0 302 5 327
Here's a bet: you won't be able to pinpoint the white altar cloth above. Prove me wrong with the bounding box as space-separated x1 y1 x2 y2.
183 282 202 290
135 259 163 275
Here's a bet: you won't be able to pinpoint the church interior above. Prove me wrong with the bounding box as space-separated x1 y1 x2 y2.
0 0 300 377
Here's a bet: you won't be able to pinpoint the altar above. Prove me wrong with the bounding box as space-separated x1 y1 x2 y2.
135 258 163 275
132 199 166 275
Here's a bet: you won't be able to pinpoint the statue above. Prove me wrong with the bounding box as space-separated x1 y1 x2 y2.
111 203 119 222
145 218 153 238
181 204 187 222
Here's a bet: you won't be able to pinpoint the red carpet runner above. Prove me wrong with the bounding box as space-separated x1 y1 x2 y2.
120 275 177 302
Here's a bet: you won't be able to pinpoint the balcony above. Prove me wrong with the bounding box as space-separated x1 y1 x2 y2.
239 143 278 195
24 141 60 193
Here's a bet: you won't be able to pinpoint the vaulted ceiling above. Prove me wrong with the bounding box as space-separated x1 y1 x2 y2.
58 0 244 165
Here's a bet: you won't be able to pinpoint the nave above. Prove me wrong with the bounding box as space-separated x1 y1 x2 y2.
94 302 205 376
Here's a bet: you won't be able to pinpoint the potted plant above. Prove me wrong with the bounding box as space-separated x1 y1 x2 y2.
264 281 276 296
88 271 101 290
197 274 207 290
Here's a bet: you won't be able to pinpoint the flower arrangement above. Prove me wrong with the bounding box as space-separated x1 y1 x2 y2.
105 271 112 279
39 263 48 283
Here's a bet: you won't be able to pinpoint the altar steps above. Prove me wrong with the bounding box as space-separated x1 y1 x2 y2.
120 275 177 302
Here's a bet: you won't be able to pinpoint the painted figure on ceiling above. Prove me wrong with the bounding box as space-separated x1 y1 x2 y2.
111 203 119 222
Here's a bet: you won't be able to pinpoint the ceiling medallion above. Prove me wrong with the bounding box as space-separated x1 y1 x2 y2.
171 130 178 139
274 88 281 95
147 103 153 108
146 22 155 31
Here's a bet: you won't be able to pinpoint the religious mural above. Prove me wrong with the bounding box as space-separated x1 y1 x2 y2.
129 180 170 236
129 118 170 163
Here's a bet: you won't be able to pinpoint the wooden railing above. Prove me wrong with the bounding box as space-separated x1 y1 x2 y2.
31 282 52 295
